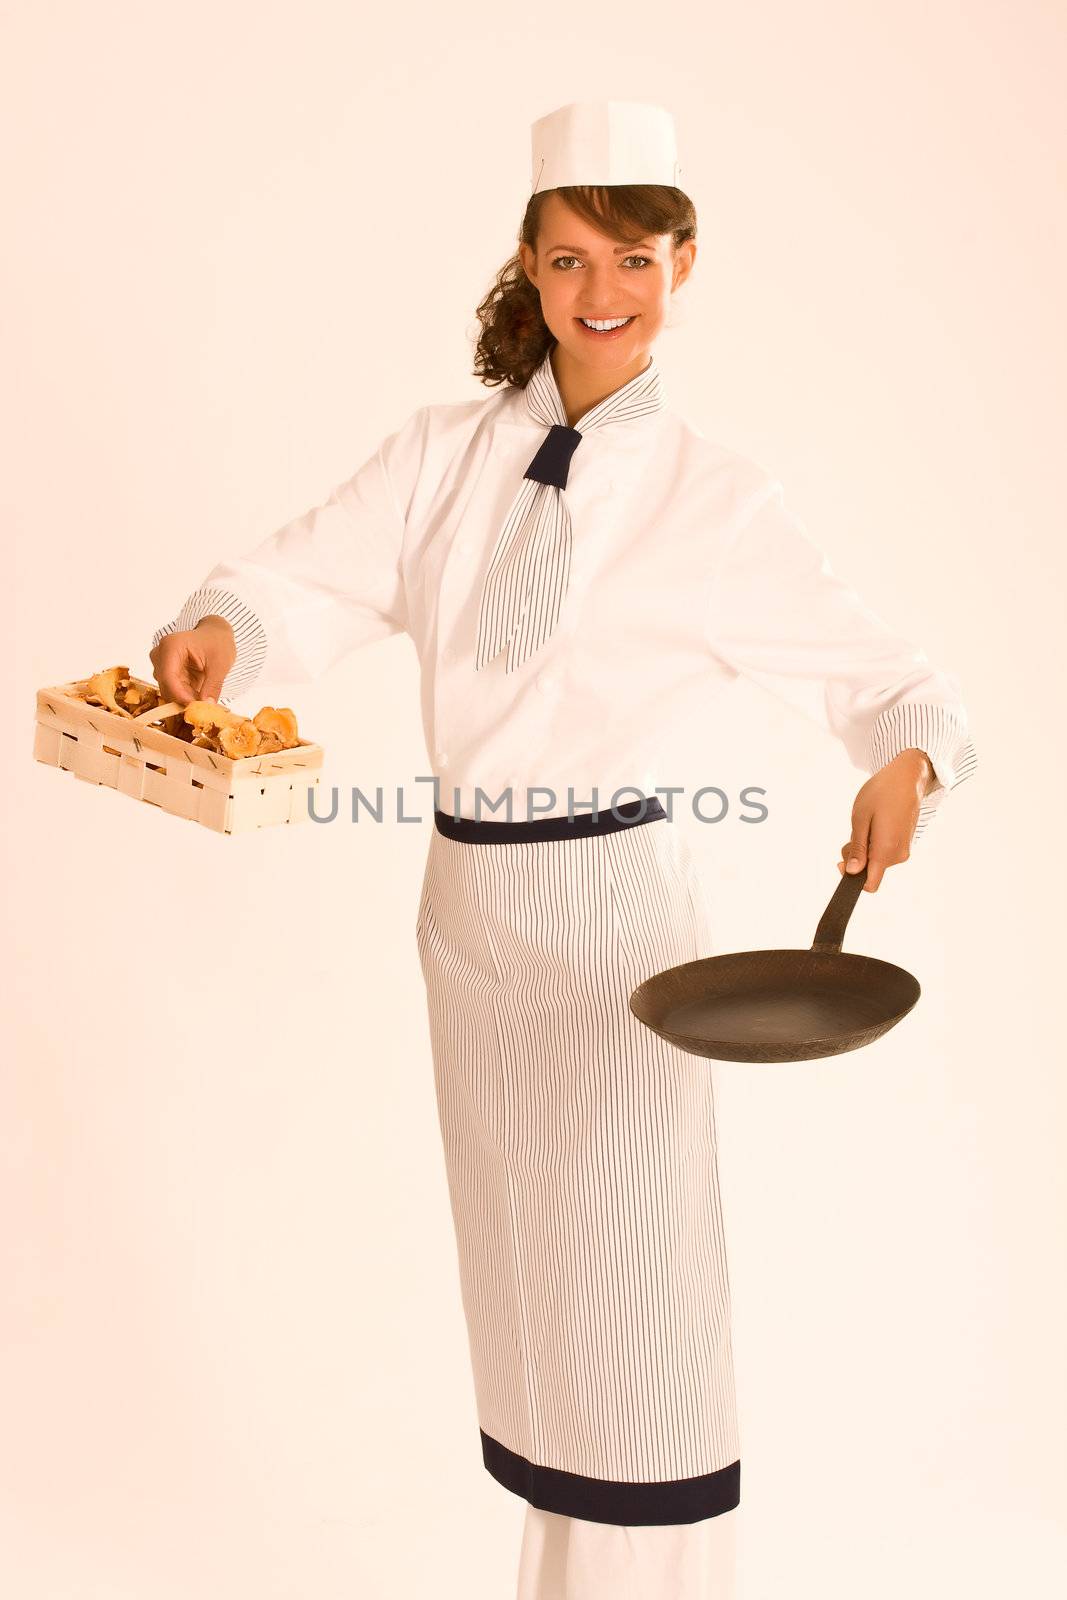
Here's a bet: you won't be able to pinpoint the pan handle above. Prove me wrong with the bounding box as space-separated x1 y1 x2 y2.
810 863 869 953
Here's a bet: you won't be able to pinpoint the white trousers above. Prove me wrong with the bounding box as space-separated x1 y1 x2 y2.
515 1504 739 1600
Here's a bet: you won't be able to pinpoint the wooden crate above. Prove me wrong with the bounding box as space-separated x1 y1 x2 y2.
33 678 325 834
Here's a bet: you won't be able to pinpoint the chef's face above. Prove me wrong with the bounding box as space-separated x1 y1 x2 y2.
520 192 695 373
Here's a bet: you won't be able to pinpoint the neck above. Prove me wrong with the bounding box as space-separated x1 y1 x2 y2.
549 343 653 429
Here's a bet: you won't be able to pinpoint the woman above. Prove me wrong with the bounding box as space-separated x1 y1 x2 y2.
151 100 976 1599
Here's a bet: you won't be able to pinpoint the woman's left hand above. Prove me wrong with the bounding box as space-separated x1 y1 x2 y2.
837 749 938 891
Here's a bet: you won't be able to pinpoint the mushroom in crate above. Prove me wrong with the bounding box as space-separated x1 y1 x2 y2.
33 667 325 834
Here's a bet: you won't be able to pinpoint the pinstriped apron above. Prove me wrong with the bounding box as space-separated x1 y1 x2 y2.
414 798 741 1526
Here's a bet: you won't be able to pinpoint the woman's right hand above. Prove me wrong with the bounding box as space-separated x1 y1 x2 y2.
150 615 237 705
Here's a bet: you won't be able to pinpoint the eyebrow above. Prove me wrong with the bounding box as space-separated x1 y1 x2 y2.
545 241 656 254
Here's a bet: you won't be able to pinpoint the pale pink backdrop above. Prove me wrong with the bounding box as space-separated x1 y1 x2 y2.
4 2 1063 1597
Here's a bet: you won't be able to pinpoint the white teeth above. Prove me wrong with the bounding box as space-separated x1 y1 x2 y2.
580 316 633 331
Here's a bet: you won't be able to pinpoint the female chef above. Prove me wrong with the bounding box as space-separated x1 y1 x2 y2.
150 99 977 1600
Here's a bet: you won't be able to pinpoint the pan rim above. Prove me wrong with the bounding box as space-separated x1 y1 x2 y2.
630 949 920 996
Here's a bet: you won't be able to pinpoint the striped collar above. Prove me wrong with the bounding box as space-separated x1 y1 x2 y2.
523 346 666 432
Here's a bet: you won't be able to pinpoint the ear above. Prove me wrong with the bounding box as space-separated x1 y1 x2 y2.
672 238 696 292
519 240 538 286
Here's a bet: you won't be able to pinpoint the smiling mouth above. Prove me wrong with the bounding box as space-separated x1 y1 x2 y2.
575 315 637 335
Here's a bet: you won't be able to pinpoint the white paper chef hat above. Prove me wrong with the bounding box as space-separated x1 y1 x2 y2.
530 99 682 194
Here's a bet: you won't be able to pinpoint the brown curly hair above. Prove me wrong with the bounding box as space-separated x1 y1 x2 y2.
472 184 697 390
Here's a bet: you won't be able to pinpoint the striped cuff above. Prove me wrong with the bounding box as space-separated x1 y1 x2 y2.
865 701 978 840
151 586 268 704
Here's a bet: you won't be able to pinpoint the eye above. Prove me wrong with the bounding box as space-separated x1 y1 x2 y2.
549 255 655 270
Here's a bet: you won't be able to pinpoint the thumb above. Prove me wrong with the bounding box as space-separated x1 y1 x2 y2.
845 819 870 873
200 666 228 703
165 666 203 706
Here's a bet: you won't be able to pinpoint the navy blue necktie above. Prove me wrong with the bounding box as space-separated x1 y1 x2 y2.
475 350 664 673
524 423 583 489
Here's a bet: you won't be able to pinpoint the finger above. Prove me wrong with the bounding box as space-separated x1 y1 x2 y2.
160 663 204 706
153 640 203 706
863 819 908 896
864 819 910 894
844 814 871 875
864 855 886 892
201 666 227 702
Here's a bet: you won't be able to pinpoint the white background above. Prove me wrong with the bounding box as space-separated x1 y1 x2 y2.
4 1 1062 1595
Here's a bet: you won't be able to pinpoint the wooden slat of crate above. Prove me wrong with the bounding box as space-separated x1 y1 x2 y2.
194 784 230 832
116 751 149 801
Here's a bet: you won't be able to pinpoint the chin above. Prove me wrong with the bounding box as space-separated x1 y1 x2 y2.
554 325 655 365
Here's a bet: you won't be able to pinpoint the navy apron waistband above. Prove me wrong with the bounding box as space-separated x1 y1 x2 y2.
433 796 667 844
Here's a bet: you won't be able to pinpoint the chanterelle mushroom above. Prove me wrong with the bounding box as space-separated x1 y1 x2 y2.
116 677 160 714
218 720 262 759
86 665 133 717
252 706 299 747
184 699 246 734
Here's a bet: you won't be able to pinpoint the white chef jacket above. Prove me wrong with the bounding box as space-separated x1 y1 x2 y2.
152 380 977 836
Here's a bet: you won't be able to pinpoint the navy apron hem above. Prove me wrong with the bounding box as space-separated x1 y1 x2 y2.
433 795 667 844
479 1428 741 1526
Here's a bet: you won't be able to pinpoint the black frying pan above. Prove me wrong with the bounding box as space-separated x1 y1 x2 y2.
628 863 920 1063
